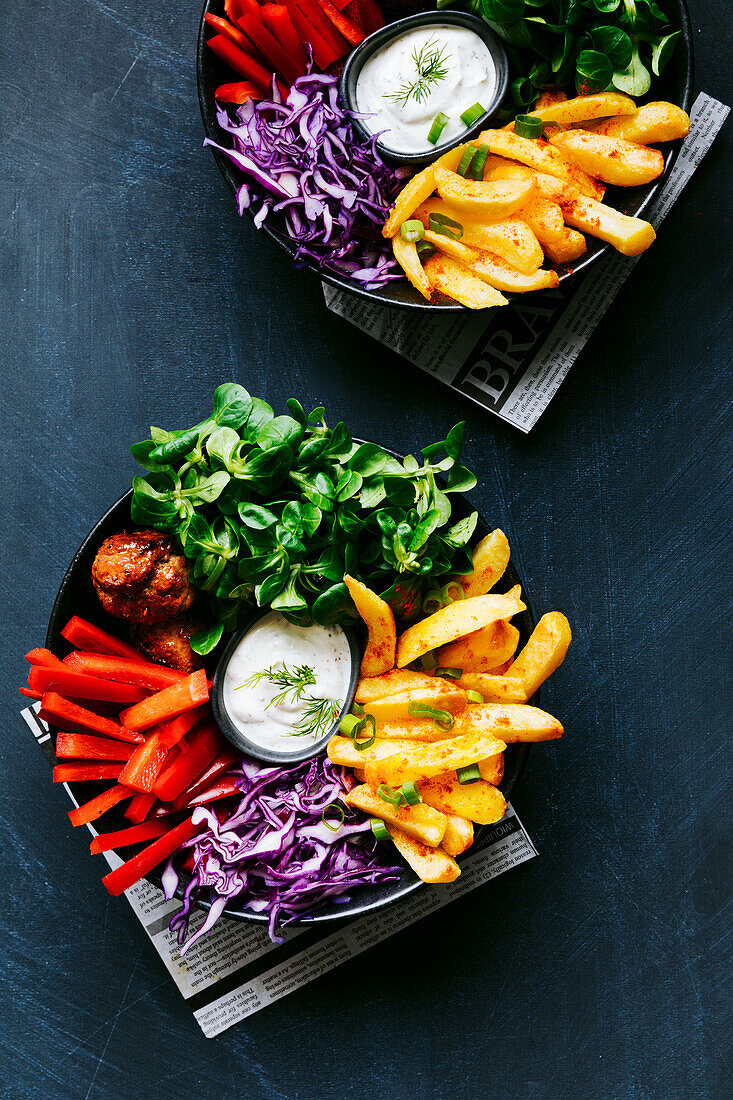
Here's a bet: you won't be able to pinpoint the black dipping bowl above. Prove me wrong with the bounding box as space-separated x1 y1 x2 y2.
339 12 509 167
46 483 533 927
212 611 362 765
197 0 693 310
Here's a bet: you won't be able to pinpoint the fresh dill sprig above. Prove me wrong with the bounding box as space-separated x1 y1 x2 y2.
240 662 342 738
384 37 452 109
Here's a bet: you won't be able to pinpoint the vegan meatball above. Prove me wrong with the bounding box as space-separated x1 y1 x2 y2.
131 616 205 674
91 529 194 624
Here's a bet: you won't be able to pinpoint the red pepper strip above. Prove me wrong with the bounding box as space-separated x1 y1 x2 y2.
153 721 223 803
55 731 135 761
204 12 262 60
259 5 307 71
313 0 365 46
119 670 209 733
215 80 262 104
102 816 201 896
118 732 171 793
174 747 241 808
90 819 172 854
206 33 271 92
186 774 241 807
181 850 195 871
284 0 349 67
19 687 42 700
25 647 66 669
53 763 124 783
61 616 142 660
40 692 143 743
28 667 147 705
225 0 248 19
68 783 133 827
236 4 302 85
154 706 207 749
330 0 352 10
125 791 156 823
344 0 384 34
149 801 181 818
63 651 186 691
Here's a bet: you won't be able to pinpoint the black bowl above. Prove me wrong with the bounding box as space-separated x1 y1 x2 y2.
196 0 693 310
44 482 533 928
339 12 510 167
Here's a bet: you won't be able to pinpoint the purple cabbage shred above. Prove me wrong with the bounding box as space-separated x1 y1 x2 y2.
205 64 408 290
166 754 401 947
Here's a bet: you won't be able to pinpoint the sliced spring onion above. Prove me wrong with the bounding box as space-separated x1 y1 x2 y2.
466 690 484 704
377 784 403 807
420 651 439 671
456 146 477 177
435 666 462 680
441 580 464 604
338 713 360 736
353 714 377 751
400 781 422 806
469 145 489 181
321 804 345 831
457 764 481 784
427 111 450 145
408 702 455 731
370 818 390 841
400 219 425 243
416 241 436 260
460 102 485 127
514 114 543 139
427 212 463 241
351 702 365 716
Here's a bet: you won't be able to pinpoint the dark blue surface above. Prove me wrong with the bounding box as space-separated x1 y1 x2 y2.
1 2 731 1097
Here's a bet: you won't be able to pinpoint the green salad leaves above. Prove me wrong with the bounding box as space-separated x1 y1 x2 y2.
437 0 679 105
130 385 479 650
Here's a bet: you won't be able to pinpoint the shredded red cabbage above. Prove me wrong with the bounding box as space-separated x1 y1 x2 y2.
205 66 408 289
165 754 401 946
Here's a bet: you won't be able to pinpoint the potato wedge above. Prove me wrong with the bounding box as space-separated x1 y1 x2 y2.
559 194 656 256
589 101 690 144
382 144 465 236
344 574 396 676
373 718 463 743
472 254 560 294
416 200 544 274
505 611 572 697
542 227 587 265
523 91 636 126
396 593 525 668
437 618 520 673
458 529 510 597
476 129 603 199
364 732 507 786
481 153 527 178
387 827 460 883
453 703 563 743
550 130 664 187
478 753 504 784
419 773 507 825
356 669 436 703
363 686 467 722
535 88 568 111
423 253 509 310
391 234 431 301
422 228 482 266
517 194 565 244
327 735 422 768
435 165 536 217
454 673 528 703
442 815 475 856
346 785 448 847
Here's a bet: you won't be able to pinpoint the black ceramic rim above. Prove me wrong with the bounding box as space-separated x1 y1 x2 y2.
43 456 532 927
339 11 509 167
196 0 693 311
211 610 362 765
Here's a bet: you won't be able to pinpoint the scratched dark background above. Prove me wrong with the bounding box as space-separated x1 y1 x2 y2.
1 0 731 1096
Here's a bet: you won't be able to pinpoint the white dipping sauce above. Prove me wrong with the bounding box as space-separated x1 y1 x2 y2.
356 25 496 155
222 611 351 754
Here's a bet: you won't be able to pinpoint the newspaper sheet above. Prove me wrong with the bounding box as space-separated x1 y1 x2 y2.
323 93 729 433
22 704 536 1038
